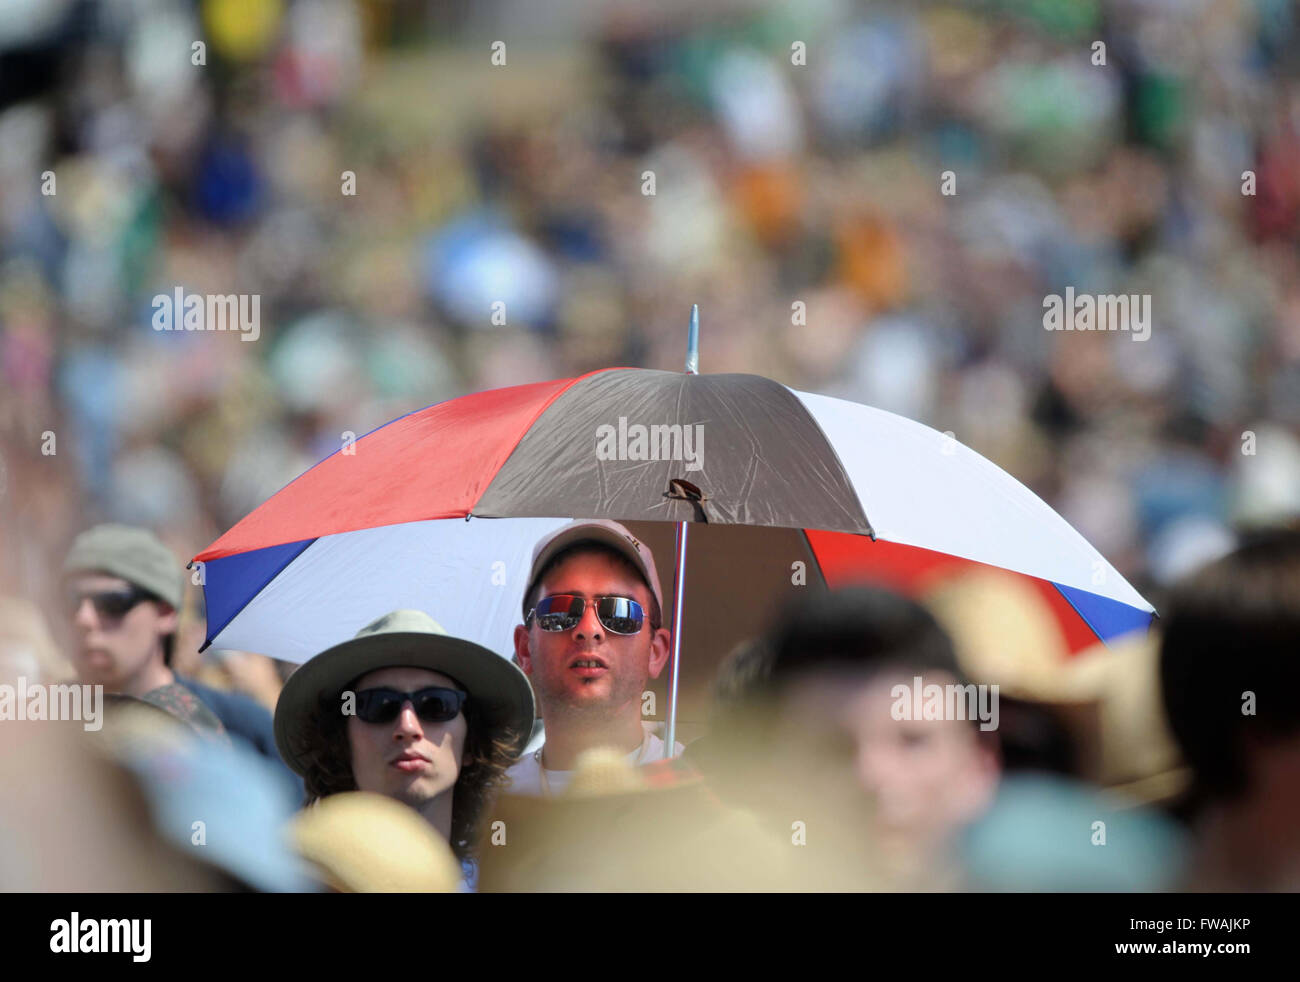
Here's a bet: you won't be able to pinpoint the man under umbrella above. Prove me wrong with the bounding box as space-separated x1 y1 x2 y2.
507 520 683 795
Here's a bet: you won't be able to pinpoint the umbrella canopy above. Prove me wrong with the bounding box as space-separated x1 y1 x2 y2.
194 368 1155 722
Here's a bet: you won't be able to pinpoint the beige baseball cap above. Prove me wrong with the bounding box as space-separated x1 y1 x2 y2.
522 520 664 620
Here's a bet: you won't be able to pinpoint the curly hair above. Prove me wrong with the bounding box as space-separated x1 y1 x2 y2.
290 680 520 862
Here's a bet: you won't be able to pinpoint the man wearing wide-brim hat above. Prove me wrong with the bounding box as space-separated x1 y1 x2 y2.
274 609 534 886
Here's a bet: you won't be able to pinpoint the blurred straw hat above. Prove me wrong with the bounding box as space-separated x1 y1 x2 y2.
1041 630 1189 806
922 568 1069 696
290 792 462 893
922 569 1187 805
480 752 795 891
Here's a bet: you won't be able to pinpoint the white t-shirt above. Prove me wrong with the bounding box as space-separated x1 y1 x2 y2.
505 722 684 796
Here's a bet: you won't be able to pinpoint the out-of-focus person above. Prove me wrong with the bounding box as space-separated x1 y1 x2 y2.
729 587 1002 889
62 523 227 738
95 694 314 892
0 704 237 891
1159 527 1300 891
481 748 796 892
61 523 298 803
0 594 71 685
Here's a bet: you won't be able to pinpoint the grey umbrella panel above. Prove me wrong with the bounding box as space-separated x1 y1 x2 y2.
473 369 875 536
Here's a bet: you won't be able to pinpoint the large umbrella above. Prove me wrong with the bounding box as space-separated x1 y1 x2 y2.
193 317 1154 743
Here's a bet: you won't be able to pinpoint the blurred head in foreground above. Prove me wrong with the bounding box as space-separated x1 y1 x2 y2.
1159 527 1300 890
726 587 1002 887
0 697 305 891
0 713 219 891
479 749 796 892
0 595 70 685
98 695 312 891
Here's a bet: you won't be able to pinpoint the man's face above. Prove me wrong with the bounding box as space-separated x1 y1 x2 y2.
776 669 999 849
66 573 175 691
514 551 670 719
346 666 468 808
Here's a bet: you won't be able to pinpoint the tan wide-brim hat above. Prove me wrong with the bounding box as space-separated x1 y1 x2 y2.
274 609 535 774
922 568 1070 698
1037 630 1190 806
922 569 1187 806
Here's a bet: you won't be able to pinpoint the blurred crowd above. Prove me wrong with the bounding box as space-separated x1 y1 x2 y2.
5 0 1300 628
2 0 1300 891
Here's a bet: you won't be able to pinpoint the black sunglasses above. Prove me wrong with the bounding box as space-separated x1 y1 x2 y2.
352 686 468 724
67 586 154 620
525 594 646 635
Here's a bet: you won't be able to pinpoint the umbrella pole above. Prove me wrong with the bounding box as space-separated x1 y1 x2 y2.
664 305 699 754
665 520 688 752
